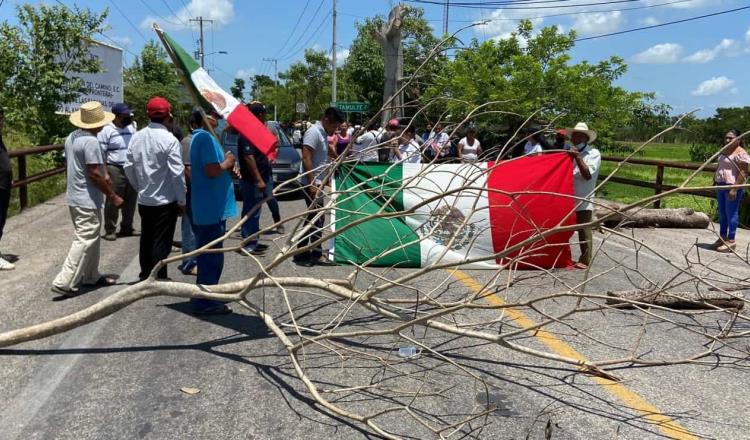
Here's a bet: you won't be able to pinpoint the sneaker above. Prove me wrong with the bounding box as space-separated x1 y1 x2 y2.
117 229 139 237
276 225 285 234
102 233 117 241
0 256 15 270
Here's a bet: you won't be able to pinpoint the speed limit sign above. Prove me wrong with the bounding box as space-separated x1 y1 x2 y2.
295 102 307 114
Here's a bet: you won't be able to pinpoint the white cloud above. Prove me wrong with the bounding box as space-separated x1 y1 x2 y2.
235 68 256 79
640 16 660 26
108 35 132 48
334 48 350 65
631 43 683 64
691 76 735 96
571 11 623 36
683 38 741 63
475 9 544 41
746 27 750 45
140 0 235 31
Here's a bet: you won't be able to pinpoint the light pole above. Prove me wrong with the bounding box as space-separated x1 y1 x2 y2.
201 51 228 75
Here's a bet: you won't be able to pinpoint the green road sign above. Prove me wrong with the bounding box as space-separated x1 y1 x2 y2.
336 101 368 113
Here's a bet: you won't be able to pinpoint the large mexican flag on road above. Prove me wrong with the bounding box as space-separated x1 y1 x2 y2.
331 153 577 269
158 30 277 158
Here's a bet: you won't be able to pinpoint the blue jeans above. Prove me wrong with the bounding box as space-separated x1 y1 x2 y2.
178 197 198 273
717 184 744 240
190 221 226 312
240 180 263 250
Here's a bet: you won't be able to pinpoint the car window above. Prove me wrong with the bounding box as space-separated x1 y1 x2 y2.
267 122 292 146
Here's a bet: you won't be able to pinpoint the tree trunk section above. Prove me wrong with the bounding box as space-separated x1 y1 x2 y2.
596 199 710 229
606 290 744 309
375 5 406 125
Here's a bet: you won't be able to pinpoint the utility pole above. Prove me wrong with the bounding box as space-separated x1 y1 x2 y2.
263 57 279 121
189 16 213 68
331 0 337 107
443 0 449 35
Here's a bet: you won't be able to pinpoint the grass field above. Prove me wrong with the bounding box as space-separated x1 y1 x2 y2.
598 142 718 215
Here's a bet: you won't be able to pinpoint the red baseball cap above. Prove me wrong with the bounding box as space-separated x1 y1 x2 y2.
146 97 172 118
387 118 400 128
555 129 568 137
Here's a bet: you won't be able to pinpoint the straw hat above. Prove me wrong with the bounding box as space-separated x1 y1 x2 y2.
69 101 115 129
570 122 597 144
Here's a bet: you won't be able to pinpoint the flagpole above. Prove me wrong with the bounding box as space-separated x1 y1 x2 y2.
152 23 220 141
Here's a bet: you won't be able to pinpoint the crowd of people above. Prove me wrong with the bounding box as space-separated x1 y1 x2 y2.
0 100 746 311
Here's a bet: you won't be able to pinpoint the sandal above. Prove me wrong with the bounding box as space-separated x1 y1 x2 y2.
716 242 736 253
51 285 77 297
84 276 118 287
573 262 589 269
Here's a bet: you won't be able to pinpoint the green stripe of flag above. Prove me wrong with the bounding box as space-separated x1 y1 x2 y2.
334 163 421 267
163 31 200 74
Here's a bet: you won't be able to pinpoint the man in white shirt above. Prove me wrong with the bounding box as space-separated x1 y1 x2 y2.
124 97 187 280
98 103 137 241
427 123 450 160
295 106 345 267
351 122 382 163
52 101 123 296
568 122 601 269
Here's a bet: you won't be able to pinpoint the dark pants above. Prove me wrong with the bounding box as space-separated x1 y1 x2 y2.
104 164 137 234
576 210 594 266
717 185 744 240
190 221 226 312
264 177 281 223
240 180 263 250
296 187 324 261
138 203 178 279
0 188 9 245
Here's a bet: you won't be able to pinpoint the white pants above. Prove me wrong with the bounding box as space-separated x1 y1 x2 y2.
53 206 102 290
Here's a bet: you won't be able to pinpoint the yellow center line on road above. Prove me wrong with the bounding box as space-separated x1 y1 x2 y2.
448 269 699 440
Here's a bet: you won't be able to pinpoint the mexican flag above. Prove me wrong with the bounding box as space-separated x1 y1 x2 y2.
159 30 277 158
331 153 577 269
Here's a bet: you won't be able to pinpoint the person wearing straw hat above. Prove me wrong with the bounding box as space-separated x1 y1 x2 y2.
568 122 601 269
52 101 123 296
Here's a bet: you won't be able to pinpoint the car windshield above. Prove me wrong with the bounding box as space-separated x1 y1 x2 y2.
267 122 292 146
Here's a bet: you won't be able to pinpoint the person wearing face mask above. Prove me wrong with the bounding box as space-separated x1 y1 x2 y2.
124 97 187 281
98 103 138 241
568 122 601 269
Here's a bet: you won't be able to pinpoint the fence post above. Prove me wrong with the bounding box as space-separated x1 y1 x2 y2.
17 155 28 211
653 165 664 209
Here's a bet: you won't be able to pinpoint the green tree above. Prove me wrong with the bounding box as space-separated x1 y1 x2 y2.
124 40 190 127
422 21 647 147
250 74 275 101
0 4 108 144
342 6 445 117
230 77 246 101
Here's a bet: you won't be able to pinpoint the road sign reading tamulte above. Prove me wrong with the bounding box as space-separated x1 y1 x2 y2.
336 102 368 113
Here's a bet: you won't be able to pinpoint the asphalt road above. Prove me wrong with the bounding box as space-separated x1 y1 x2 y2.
1 194 749 439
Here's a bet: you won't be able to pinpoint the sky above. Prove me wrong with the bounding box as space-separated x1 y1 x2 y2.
1 0 749 117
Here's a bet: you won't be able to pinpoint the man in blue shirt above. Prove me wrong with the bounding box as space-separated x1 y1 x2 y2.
189 111 237 315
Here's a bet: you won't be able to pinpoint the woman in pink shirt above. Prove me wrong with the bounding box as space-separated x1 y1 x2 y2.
713 129 749 252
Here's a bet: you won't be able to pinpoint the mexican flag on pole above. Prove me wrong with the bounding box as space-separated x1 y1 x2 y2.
158 30 277 158
331 153 577 269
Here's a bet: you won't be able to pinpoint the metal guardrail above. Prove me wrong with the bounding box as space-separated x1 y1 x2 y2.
8 144 65 211
599 155 747 209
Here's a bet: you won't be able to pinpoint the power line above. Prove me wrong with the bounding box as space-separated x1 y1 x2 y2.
279 11 332 61
444 0 696 23
281 0 328 57
137 0 184 26
575 4 750 41
273 0 312 57
407 0 644 9
107 0 150 42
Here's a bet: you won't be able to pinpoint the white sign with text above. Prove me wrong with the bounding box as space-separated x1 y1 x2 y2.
58 41 123 114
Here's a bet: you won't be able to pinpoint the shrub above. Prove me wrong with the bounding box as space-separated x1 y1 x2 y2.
688 143 717 163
